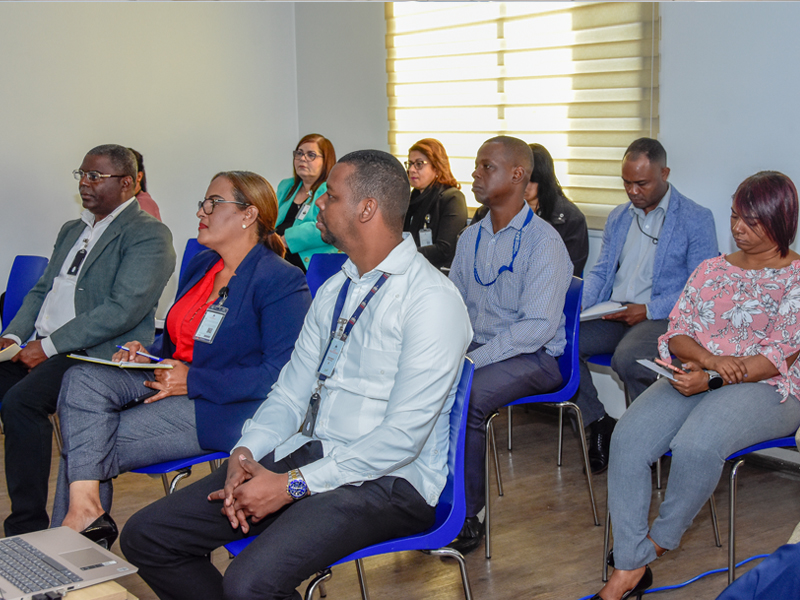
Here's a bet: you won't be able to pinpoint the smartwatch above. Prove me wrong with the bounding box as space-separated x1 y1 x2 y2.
286 469 309 500
705 369 724 390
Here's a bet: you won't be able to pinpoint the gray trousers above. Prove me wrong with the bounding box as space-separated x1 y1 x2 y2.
574 318 669 425
608 378 800 570
51 364 204 526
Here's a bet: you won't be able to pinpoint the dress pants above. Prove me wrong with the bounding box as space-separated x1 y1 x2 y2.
464 345 562 518
573 318 669 426
120 442 436 600
0 354 77 535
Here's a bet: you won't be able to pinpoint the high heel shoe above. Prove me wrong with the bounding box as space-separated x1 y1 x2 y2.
589 565 653 600
80 513 119 550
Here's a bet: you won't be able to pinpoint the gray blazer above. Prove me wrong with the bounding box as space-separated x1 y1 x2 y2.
2 200 176 358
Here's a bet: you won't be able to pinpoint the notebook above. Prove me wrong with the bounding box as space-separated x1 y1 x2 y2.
0 527 136 600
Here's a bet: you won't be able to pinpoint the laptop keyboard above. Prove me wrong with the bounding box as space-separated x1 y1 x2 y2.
0 537 83 594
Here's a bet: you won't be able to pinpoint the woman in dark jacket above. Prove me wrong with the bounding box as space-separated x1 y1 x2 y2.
403 138 467 270
51 171 311 548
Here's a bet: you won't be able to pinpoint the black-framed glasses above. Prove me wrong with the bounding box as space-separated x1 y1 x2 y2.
404 160 429 171
197 198 250 215
73 170 127 183
293 150 323 161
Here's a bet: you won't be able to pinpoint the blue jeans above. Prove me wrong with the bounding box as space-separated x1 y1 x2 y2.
608 378 800 570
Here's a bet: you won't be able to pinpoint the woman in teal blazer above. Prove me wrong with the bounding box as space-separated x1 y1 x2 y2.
276 134 340 271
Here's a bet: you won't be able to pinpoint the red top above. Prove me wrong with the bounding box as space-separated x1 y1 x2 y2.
166 259 224 363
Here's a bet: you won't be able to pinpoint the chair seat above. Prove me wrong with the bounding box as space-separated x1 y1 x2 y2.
587 353 613 368
131 451 228 474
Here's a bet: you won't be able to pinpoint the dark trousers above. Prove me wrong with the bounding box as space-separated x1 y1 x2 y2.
464 346 562 518
120 442 435 600
0 353 76 535
573 318 669 426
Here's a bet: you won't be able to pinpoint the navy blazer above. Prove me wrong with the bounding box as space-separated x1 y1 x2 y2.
150 243 311 451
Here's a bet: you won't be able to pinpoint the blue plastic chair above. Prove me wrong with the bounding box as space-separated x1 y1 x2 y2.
485 277 599 559
131 451 228 496
225 358 476 600
602 435 797 585
180 238 208 282
1 255 49 328
306 253 347 298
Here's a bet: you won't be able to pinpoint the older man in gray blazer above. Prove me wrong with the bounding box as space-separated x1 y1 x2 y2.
0 144 175 535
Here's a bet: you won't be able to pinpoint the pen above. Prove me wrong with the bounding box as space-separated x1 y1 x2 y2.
116 345 164 362
654 357 689 374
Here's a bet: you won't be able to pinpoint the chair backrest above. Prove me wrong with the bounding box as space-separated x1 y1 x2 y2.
2 255 49 328
306 253 348 298
179 239 208 282
554 276 584 397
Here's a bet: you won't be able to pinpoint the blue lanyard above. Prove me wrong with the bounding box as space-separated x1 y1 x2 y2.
473 208 534 287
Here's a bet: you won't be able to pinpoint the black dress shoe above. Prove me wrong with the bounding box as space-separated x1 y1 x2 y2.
447 516 484 555
589 565 653 600
588 415 616 474
80 513 118 550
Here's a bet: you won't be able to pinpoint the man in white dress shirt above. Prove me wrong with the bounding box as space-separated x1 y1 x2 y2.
121 150 473 600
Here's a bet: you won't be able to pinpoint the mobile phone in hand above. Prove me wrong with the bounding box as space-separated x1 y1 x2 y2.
121 388 158 411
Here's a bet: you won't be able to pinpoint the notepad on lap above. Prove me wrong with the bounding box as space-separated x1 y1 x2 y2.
636 358 676 381
67 355 173 369
0 343 21 363
580 301 627 322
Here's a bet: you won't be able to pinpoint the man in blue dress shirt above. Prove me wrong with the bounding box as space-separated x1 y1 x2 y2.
448 136 573 554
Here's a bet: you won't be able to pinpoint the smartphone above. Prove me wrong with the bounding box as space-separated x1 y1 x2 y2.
120 388 158 411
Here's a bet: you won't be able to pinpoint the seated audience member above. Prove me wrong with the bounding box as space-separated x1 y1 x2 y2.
129 148 162 221
403 138 467 270
52 171 311 549
576 138 718 474
120 150 472 600
447 136 572 554
275 134 338 272
594 172 800 600
0 144 175 536
472 143 589 276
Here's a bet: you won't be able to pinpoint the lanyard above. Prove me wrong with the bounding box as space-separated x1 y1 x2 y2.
302 272 390 437
473 208 534 287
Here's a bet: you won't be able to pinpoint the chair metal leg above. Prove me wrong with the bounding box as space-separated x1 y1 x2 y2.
729 458 745 584
507 406 513 451
488 418 503 497
602 507 611 582
560 402 599 525
167 468 192 495
354 558 370 600
428 548 474 600
656 456 662 489
48 414 63 454
484 412 500 559
160 474 170 496
304 569 333 600
708 494 721 548
210 458 223 471
557 405 564 466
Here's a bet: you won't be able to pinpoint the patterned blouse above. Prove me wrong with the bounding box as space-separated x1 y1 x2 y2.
659 255 800 401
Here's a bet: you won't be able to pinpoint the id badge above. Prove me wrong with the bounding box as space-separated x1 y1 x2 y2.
297 204 311 220
193 305 228 344
318 336 345 377
419 228 433 247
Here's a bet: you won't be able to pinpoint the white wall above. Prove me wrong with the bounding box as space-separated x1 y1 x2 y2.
0 2 301 305
660 2 800 254
295 2 388 157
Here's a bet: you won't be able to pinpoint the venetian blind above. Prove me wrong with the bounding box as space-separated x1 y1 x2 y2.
385 2 659 228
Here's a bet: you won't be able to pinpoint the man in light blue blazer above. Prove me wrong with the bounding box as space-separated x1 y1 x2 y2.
0 144 175 535
577 138 718 474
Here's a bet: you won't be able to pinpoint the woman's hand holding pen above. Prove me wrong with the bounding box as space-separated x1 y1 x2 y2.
112 341 151 364
142 359 189 403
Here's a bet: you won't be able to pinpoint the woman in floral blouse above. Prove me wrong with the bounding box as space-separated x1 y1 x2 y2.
592 171 800 600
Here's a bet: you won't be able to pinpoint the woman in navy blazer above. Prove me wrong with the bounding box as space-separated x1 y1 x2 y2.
51 171 311 549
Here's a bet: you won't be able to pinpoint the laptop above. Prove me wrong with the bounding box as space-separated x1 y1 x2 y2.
0 526 137 600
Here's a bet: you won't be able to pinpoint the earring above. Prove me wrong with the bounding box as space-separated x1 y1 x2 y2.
242 223 247 229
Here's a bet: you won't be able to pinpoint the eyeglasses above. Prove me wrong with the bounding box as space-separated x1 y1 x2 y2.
197 198 250 215
404 160 429 171
73 170 127 183
293 150 323 161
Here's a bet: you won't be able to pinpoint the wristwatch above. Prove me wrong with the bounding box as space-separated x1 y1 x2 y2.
705 369 724 390
286 469 309 500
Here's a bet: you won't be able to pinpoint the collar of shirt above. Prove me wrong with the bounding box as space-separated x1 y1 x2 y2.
80 196 136 228
341 233 417 282
627 183 671 219
480 203 532 237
